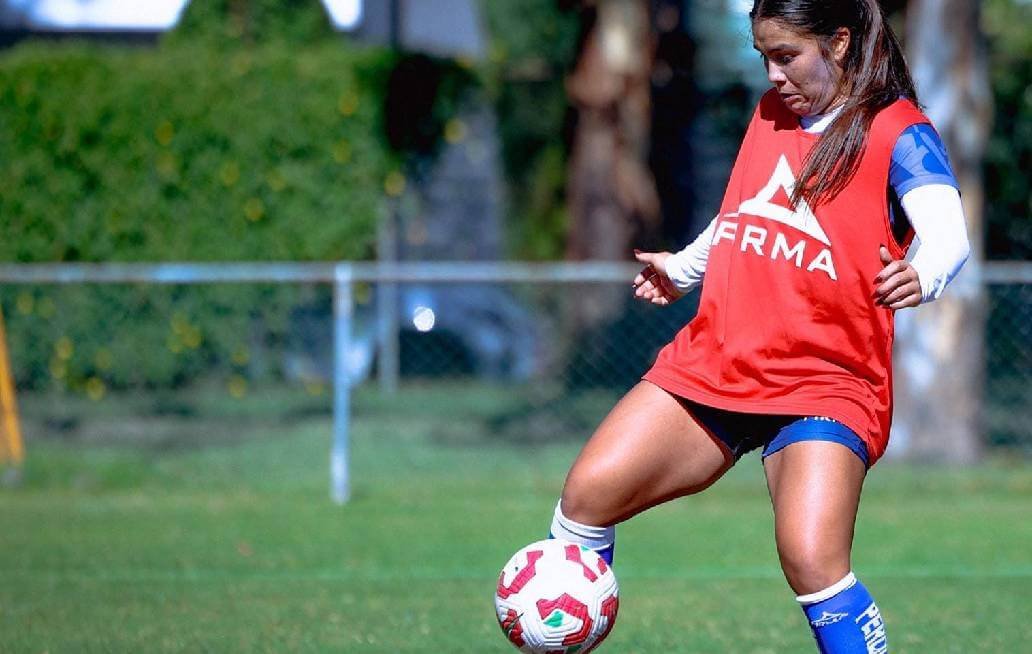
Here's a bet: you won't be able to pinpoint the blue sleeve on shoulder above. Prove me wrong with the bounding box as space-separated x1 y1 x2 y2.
889 124 959 198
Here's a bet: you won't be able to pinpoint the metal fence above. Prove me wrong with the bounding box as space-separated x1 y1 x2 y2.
0 261 1028 502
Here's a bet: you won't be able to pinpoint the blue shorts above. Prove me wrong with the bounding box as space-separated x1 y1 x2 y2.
680 398 870 467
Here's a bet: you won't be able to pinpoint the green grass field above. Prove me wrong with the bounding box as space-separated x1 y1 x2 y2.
1 385 1030 653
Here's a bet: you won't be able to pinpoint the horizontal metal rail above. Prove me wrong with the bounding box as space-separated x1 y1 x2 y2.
0 260 1027 284
981 261 1032 285
0 261 642 284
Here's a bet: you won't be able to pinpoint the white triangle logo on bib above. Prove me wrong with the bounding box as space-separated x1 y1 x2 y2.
737 155 831 246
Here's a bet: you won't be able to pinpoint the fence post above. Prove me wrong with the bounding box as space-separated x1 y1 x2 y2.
377 204 400 394
332 263 354 504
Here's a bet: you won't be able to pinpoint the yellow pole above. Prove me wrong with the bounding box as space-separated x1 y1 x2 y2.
0 305 24 466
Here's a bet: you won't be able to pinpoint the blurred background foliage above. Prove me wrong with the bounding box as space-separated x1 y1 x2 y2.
983 0 1031 260
169 0 336 45
0 31 389 263
479 0 579 260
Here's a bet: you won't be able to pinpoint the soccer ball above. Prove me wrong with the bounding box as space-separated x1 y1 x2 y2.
494 539 619 653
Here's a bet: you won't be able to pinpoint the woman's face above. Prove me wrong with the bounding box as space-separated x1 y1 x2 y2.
752 19 850 117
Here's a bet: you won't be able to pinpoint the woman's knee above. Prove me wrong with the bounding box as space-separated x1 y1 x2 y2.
559 458 625 527
776 534 851 595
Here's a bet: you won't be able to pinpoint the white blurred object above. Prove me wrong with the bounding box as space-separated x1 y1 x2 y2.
8 0 190 30
412 306 435 333
321 0 361 30
598 0 647 74
3 0 362 32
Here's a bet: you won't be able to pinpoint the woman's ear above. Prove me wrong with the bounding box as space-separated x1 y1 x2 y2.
831 27 851 64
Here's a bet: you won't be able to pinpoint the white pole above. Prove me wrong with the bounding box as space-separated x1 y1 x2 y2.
331 263 354 504
377 204 400 395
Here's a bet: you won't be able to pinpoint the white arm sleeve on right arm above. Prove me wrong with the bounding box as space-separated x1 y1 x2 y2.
901 184 970 303
663 216 717 294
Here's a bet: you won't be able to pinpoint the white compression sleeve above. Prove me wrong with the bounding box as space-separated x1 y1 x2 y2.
663 216 717 293
901 184 971 303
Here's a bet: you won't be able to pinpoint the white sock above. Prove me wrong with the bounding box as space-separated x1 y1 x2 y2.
795 572 858 606
549 501 615 552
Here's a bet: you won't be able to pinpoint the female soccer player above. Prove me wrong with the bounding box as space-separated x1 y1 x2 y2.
546 1 970 651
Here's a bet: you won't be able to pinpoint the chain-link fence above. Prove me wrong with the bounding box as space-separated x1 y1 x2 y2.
985 280 1032 449
0 262 1028 498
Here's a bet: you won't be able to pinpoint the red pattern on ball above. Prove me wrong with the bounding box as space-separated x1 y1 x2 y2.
499 608 526 647
584 593 619 653
536 593 593 646
497 549 544 600
564 544 599 583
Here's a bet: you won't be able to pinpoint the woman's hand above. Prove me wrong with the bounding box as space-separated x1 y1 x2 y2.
632 250 683 306
873 245 922 309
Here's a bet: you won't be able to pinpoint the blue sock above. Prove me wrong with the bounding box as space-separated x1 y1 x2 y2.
548 501 615 565
798 572 887 653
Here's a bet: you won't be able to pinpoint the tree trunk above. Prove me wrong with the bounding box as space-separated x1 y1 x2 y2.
565 0 659 328
892 0 992 463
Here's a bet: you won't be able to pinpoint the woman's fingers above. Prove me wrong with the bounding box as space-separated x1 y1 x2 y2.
632 266 656 289
874 273 901 300
633 265 660 291
880 282 917 307
873 260 905 288
874 273 904 303
632 251 680 305
886 293 920 310
874 269 921 309
873 247 923 310
633 264 675 304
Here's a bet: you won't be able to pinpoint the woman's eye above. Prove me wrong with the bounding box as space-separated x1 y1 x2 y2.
759 53 793 66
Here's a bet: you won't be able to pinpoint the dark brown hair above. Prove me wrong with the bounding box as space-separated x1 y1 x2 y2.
750 0 918 206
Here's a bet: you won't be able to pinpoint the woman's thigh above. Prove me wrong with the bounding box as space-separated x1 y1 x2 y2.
763 440 868 594
560 381 733 526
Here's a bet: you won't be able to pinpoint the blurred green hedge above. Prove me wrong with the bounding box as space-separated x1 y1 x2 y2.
0 37 395 394
0 40 392 263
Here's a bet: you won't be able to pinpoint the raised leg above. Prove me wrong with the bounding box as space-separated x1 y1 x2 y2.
559 381 733 528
